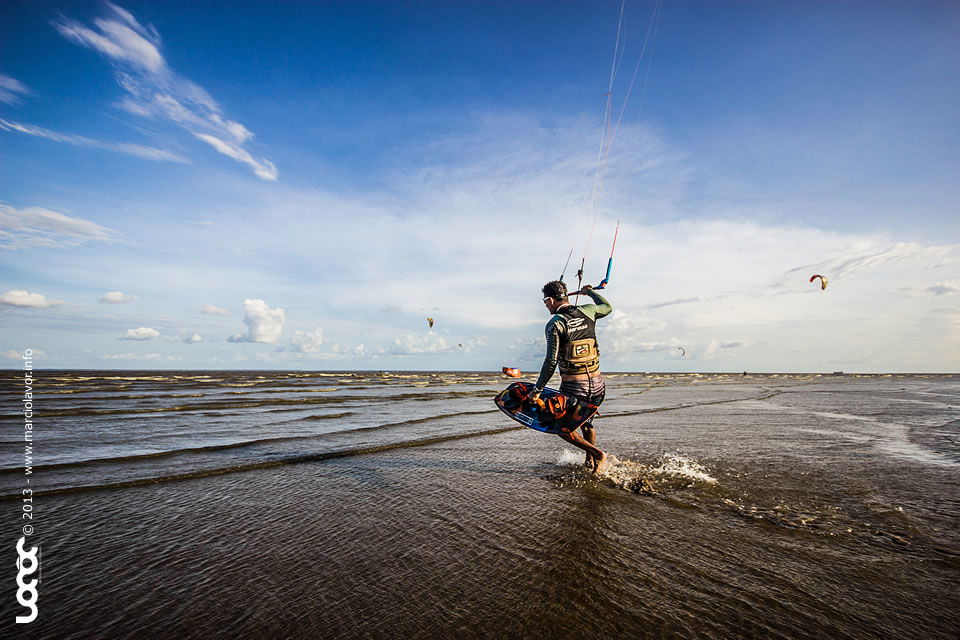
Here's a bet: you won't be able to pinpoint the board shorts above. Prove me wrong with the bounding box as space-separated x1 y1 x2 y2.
560 372 605 410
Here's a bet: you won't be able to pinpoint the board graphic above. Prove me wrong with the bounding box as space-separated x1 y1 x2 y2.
494 381 599 435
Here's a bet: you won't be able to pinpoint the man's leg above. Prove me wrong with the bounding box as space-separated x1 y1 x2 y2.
558 430 606 474
580 422 597 466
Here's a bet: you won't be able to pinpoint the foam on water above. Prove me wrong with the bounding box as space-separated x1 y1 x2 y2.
554 450 717 494
648 453 718 484
752 401 959 467
555 449 584 467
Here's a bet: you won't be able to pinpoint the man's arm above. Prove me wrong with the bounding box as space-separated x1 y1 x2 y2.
576 287 612 319
533 318 562 391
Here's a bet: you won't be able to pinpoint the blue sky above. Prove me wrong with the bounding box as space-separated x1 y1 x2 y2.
1 0 958 372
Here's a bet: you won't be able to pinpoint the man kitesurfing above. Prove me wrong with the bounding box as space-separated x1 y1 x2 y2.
496 0 660 475
530 280 612 473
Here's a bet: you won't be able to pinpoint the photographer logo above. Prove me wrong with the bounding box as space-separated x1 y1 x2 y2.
15 536 39 623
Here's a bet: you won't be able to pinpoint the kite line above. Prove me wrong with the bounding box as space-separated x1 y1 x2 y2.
574 0 662 301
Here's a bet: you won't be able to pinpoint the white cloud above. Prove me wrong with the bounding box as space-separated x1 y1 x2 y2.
386 333 460 355
6 111 959 372
193 133 278 182
0 74 32 104
55 3 277 180
0 204 118 250
456 336 486 353
289 327 324 353
508 336 546 364
102 352 167 361
0 118 186 162
776 242 959 291
99 291 136 303
703 339 748 359
201 304 229 315
55 2 164 72
600 310 668 355
184 333 203 343
328 342 383 358
121 327 160 340
228 299 285 344
4 349 47 360
648 296 703 309
0 290 58 308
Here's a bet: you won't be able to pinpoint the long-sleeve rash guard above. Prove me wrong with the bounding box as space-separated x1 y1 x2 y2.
535 289 612 391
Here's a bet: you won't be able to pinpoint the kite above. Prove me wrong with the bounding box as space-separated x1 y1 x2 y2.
809 274 828 290
426 317 434 328
502 367 522 378
676 346 686 357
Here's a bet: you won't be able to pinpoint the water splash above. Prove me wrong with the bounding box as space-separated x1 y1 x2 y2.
555 449 585 467
649 454 717 484
553 451 717 494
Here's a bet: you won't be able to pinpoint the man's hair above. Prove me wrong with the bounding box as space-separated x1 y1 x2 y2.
542 280 568 301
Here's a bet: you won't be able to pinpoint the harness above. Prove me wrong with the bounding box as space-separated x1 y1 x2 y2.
555 306 600 376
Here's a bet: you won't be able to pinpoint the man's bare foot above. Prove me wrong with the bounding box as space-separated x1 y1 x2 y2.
591 452 607 475
583 455 592 468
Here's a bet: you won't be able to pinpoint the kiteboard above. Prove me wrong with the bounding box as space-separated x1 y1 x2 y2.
494 381 599 435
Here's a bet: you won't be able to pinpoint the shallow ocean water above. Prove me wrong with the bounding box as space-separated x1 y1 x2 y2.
2 370 958 638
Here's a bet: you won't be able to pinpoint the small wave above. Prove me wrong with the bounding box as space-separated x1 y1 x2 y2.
17 388 495 419
0 409 498 475
284 409 496 437
0 412 356 473
0 425 522 499
603 390 783 419
301 412 355 421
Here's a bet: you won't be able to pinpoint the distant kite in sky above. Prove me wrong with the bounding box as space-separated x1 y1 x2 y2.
676 346 686 357
809 274 828 290
426 317 434 329
502 367 522 378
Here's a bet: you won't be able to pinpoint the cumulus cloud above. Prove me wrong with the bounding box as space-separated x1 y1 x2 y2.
703 339 748 359
201 304 229 316
0 204 118 250
0 118 186 162
228 299 285 344
121 327 159 340
599 310 668 355
508 336 547 363
0 290 59 308
99 291 136 303
323 342 383 358
0 74 32 104
184 333 203 343
54 2 277 180
456 336 486 353
386 333 459 355
289 327 324 353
